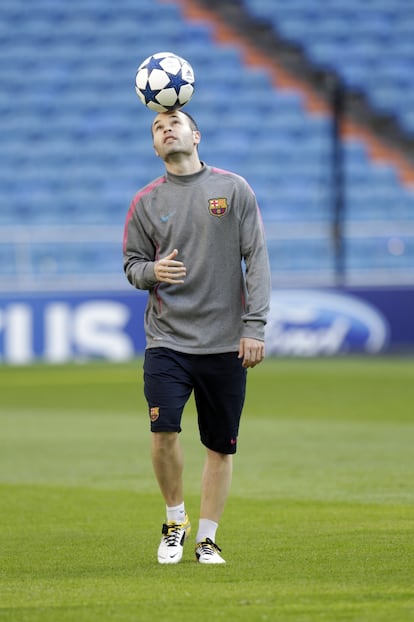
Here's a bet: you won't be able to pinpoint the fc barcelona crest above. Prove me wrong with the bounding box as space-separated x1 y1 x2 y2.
208 197 228 218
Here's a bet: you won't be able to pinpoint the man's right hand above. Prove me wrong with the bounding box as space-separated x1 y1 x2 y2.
154 249 187 284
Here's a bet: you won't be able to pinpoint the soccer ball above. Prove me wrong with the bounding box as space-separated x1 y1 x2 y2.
135 52 195 112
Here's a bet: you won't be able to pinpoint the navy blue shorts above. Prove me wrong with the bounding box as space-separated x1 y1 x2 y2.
143 348 247 454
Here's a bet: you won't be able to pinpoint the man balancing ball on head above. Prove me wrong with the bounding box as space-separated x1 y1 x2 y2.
123 109 271 564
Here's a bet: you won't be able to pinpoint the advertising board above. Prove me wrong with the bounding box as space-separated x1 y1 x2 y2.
0 288 413 363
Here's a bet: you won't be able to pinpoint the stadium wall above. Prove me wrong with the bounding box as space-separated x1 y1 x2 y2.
0 287 413 364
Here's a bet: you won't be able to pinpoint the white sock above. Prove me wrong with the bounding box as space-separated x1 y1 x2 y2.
166 502 186 524
196 518 218 543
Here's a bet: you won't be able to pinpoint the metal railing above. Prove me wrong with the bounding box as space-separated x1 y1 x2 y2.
1 222 414 293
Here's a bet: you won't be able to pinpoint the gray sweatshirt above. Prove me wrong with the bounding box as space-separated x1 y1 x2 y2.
123 163 271 354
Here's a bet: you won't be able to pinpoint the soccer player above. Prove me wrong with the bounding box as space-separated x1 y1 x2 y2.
123 110 271 564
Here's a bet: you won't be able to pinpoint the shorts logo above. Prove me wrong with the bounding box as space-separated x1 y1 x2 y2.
150 407 160 422
208 197 228 218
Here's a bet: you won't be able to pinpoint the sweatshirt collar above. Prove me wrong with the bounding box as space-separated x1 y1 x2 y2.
166 162 209 185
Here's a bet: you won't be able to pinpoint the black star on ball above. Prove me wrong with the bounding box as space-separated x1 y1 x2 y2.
141 81 161 104
165 71 186 94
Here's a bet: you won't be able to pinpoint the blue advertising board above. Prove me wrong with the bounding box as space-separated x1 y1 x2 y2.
0 287 413 363
0 290 147 364
264 288 412 356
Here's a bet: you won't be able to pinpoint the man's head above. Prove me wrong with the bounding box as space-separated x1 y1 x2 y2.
151 110 199 135
151 110 201 162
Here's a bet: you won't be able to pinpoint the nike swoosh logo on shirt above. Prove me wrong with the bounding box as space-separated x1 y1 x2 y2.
160 211 175 222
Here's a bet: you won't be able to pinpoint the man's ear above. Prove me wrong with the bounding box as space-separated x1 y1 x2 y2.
193 130 201 145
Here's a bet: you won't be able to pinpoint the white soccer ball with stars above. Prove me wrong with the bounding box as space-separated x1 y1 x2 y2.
135 52 195 112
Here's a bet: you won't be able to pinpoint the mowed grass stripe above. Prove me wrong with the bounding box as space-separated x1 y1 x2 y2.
1 357 414 422
1 410 414 504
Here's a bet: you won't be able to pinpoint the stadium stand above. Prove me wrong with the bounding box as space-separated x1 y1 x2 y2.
0 0 413 291
242 0 414 136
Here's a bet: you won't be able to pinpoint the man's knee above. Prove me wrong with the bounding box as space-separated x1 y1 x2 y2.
152 431 179 452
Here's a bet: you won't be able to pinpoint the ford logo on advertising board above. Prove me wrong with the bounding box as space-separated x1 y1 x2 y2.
265 290 389 356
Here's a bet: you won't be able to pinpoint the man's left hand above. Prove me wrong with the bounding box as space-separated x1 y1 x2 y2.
238 337 265 368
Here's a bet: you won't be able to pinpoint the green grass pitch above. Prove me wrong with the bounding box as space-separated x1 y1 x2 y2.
1 357 414 621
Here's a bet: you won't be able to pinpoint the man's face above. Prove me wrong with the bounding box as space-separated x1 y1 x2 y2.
152 111 200 160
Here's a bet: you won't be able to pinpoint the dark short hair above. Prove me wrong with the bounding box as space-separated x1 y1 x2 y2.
180 110 199 132
151 109 199 136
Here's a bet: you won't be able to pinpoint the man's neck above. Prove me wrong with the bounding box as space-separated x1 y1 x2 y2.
164 153 202 176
